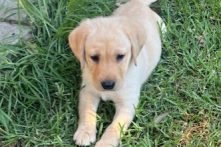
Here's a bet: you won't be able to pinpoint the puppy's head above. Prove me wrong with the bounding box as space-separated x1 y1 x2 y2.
69 18 146 91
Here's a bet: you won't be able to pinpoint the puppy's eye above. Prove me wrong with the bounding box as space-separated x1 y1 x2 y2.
90 55 99 63
116 54 125 61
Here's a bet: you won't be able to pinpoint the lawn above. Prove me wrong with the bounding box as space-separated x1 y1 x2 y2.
0 0 221 146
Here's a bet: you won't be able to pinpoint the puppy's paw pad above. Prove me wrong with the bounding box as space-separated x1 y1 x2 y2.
73 125 96 146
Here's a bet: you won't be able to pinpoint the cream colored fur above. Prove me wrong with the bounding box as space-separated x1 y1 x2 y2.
68 0 165 146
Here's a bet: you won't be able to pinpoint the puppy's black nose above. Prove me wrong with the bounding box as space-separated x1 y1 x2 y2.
101 80 115 90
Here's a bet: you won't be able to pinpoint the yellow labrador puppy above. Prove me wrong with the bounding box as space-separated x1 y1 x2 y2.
68 0 165 146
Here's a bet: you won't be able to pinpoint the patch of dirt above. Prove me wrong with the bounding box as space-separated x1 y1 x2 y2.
178 112 209 146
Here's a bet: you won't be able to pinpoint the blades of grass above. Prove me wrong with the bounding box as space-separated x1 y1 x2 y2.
19 0 57 36
0 109 12 131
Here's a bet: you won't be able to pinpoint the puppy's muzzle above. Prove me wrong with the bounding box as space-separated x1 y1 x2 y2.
101 80 115 90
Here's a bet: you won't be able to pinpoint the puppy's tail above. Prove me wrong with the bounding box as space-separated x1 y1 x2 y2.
116 0 157 6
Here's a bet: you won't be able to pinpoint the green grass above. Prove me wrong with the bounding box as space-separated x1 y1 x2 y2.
0 0 221 146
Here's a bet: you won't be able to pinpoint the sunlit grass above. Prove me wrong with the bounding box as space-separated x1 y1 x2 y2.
0 0 220 146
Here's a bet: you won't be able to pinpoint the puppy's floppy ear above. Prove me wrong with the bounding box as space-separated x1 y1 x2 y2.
123 22 146 65
68 19 92 68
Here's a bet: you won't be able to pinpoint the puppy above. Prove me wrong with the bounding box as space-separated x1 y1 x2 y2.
68 0 165 146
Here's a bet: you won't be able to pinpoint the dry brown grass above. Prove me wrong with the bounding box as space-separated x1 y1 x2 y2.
178 112 209 146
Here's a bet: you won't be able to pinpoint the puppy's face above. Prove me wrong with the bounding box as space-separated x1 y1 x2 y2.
84 29 131 91
69 18 145 91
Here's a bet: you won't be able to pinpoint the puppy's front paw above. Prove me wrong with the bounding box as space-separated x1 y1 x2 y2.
73 124 96 146
95 140 118 147
95 138 119 147
95 127 119 147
